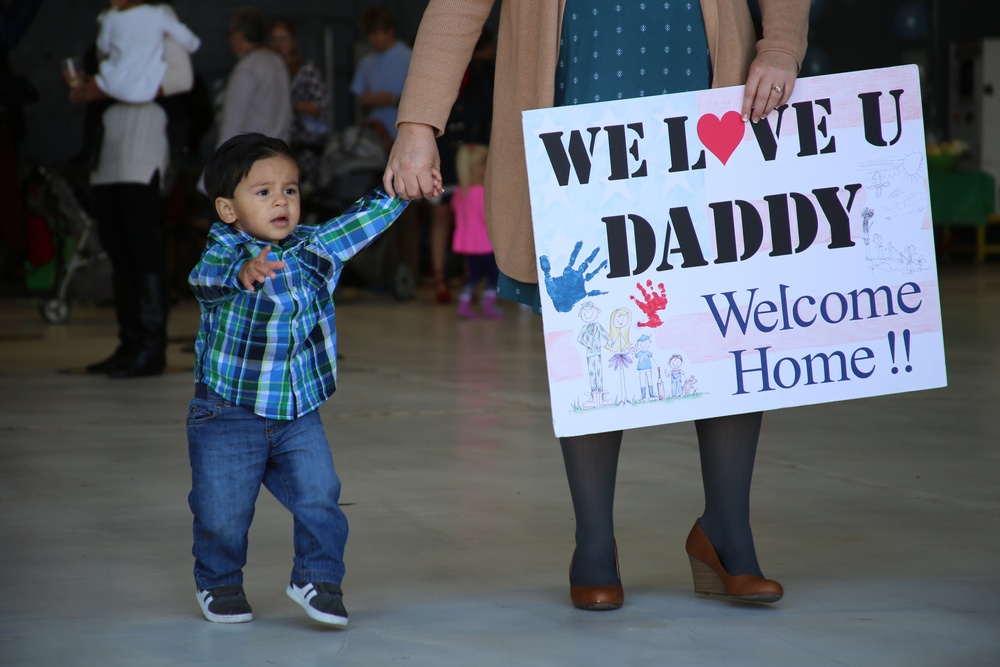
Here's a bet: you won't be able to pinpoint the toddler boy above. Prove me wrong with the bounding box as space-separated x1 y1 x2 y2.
187 132 419 626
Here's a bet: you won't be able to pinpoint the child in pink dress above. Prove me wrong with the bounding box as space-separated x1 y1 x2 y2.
450 144 502 318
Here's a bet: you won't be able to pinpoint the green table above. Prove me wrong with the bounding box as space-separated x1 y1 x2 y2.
928 170 999 262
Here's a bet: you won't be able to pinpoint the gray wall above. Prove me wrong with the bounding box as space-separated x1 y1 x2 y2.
9 0 451 166
14 0 996 167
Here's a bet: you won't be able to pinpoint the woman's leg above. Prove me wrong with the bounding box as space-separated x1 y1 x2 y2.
87 183 141 371
480 255 503 317
107 172 167 377
430 201 452 302
465 253 487 289
694 411 764 577
457 254 481 318
560 430 623 585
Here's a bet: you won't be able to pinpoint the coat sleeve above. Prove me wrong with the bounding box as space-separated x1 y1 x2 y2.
396 0 497 136
757 0 810 70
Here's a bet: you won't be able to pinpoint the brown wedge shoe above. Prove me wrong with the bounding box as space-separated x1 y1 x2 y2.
569 543 624 611
685 521 783 603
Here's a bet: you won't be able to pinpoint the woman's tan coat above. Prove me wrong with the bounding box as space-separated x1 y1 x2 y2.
398 0 810 283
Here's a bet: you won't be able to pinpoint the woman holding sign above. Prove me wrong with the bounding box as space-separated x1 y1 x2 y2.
386 0 809 610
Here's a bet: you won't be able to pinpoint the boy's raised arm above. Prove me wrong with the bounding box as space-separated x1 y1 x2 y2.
315 188 409 262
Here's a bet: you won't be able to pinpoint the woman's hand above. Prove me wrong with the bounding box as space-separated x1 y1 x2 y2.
294 100 322 117
361 91 396 109
68 78 108 104
383 122 442 200
740 51 799 123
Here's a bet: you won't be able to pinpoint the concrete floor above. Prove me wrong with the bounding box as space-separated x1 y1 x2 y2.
1 264 998 667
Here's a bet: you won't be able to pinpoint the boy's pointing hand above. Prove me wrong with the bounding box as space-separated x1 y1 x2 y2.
239 246 287 291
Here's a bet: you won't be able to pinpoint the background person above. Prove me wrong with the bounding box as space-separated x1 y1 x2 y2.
93 0 200 104
427 28 495 303
0 0 42 285
216 6 291 147
450 143 501 319
350 7 410 141
385 0 809 611
269 18 329 187
70 1 198 378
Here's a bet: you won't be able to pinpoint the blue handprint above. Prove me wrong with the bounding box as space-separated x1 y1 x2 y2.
540 241 609 313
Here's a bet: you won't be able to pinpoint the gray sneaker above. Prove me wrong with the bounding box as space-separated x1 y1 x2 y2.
286 581 348 627
196 584 253 623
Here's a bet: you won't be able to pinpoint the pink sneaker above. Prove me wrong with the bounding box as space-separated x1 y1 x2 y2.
457 294 477 319
481 292 505 319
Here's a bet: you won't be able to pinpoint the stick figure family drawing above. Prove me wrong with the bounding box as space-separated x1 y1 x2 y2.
539 242 702 410
574 300 699 410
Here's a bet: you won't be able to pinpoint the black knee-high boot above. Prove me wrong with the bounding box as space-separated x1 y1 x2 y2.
559 430 623 586
694 411 764 577
85 271 141 373
109 274 167 378
87 186 142 375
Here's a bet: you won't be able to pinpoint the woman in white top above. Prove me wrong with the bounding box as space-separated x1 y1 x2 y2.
95 0 200 104
70 2 196 378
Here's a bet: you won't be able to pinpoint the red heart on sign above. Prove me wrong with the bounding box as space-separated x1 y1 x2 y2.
696 111 745 165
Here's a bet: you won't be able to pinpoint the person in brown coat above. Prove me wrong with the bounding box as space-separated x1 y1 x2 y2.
385 0 810 611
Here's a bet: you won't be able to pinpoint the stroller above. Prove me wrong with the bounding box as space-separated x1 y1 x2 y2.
306 123 415 301
30 166 107 324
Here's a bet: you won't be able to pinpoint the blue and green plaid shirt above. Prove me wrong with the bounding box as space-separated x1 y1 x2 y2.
189 188 407 420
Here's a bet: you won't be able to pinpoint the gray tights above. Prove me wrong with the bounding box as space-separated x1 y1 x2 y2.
560 411 764 586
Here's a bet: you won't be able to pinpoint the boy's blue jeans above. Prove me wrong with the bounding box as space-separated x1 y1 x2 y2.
186 384 348 590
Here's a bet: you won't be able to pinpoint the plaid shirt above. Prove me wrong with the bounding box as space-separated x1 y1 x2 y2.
189 188 407 420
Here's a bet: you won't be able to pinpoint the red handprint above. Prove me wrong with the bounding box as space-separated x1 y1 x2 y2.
630 280 668 328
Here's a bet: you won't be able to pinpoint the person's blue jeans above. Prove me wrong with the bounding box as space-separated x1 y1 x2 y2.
186 385 348 590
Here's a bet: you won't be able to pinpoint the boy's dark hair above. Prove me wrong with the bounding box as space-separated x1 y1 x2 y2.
229 6 269 45
204 133 298 200
358 7 395 34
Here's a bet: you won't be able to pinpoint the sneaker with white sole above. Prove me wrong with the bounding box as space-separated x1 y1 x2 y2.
196 584 253 623
286 581 349 627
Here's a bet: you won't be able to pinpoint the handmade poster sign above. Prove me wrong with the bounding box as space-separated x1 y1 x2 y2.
521 65 947 438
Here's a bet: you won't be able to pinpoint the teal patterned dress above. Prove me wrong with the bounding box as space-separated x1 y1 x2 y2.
498 0 711 312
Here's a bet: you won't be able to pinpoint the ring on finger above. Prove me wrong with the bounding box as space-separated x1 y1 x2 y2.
773 84 783 95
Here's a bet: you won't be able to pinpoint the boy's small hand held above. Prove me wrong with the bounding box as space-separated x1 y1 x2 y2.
430 168 444 198
238 246 286 291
